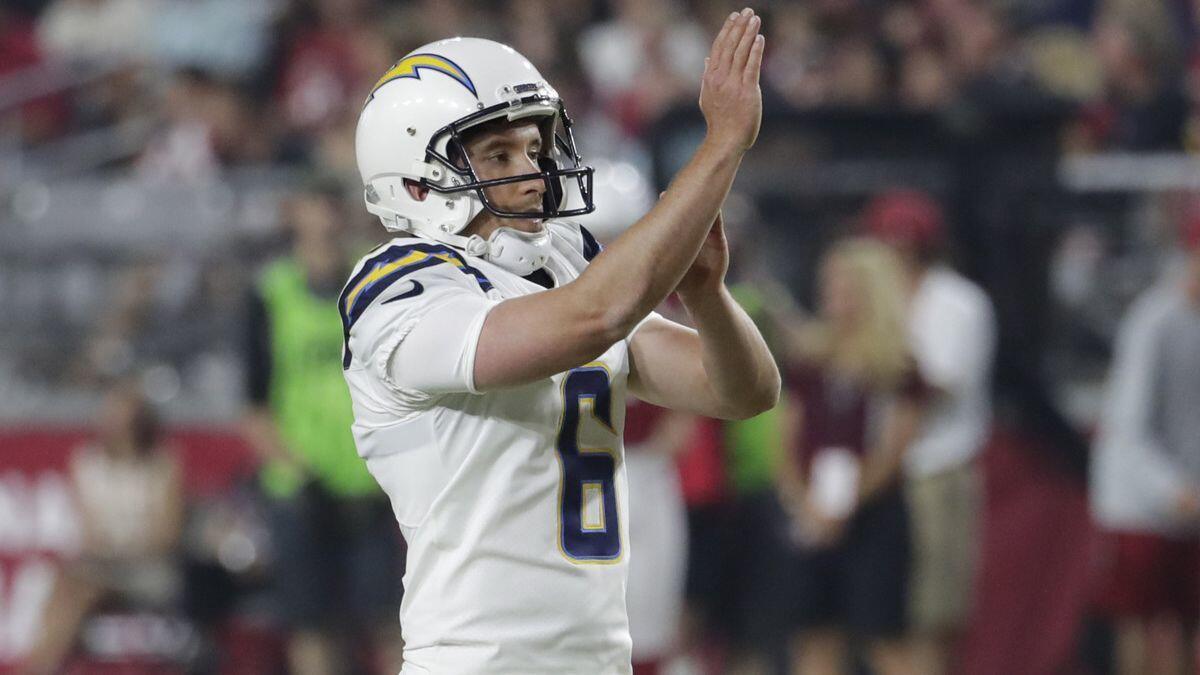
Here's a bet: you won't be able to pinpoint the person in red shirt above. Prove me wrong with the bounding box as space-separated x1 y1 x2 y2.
0 6 69 143
776 238 927 675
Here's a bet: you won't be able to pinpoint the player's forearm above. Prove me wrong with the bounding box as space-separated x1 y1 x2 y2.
572 137 744 336
678 285 780 419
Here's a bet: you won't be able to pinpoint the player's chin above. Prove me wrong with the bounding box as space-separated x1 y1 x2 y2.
506 209 547 232
511 218 546 233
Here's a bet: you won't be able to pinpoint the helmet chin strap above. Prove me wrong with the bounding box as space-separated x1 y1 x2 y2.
480 224 552 276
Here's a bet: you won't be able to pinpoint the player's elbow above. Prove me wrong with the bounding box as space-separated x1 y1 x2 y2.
720 369 781 420
750 372 783 416
593 298 645 347
570 267 654 350
559 305 633 367
731 391 780 420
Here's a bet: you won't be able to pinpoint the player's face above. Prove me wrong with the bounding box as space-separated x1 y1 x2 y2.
464 119 547 232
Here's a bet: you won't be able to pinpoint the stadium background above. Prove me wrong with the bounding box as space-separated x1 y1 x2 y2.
0 0 1196 672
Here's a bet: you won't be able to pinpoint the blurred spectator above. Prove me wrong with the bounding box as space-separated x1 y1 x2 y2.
150 0 277 79
71 259 165 386
406 0 498 46
22 380 185 674
35 0 155 64
242 183 402 675
707 281 794 675
675 413 731 672
624 397 692 675
775 238 925 675
880 3 955 110
137 69 223 182
826 38 888 107
898 46 953 110
761 4 830 108
1074 0 1187 151
0 6 70 143
940 3 1008 86
207 78 277 166
578 0 706 137
139 69 278 179
1089 214 1200 675
1023 24 1104 105
66 63 154 145
505 0 564 70
274 0 381 142
864 190 997 675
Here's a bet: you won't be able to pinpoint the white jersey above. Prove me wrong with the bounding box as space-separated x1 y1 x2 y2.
340 221 636 674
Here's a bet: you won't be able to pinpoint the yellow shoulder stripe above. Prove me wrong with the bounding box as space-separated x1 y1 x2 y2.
344 250 464 311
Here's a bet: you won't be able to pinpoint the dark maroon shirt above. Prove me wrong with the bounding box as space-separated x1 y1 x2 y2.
787 360 926 477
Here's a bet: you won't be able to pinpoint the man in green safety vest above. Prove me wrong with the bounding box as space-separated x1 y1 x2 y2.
243 183 402 675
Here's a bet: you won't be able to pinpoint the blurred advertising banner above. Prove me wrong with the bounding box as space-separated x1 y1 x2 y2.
0 429 252 671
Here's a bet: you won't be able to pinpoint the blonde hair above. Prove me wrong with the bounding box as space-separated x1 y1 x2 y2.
801 237 911 388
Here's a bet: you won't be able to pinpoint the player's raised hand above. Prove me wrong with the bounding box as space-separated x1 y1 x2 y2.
699 8 764 154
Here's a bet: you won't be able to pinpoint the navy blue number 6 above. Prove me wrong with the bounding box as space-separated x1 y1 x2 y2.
557 366 621 562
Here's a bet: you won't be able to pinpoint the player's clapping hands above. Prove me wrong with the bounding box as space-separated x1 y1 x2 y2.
699 7 764 154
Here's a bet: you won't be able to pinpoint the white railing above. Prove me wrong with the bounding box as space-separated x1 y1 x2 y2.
1059 152 1200 192
0 58 148 178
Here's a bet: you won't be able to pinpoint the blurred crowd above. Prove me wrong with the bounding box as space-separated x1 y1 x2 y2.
4 0 1200 166
4 0 1200 674
4 0 1200 404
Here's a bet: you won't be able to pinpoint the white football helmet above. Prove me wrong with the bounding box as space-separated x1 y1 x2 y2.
355 38 595 274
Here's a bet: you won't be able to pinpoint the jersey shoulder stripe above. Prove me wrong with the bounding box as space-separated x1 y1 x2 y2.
339 242 492 368
580 225 603 262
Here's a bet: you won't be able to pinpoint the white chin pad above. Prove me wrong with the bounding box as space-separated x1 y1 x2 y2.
485 225 552 276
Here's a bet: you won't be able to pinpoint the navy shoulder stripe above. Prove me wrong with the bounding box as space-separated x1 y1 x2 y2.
339 243 492 369
580 226 603 262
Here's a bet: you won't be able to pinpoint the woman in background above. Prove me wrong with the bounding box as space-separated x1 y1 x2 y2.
22 380 185 675
775 238 926 675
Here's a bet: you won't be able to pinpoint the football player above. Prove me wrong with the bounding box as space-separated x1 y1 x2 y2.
342 9 776 673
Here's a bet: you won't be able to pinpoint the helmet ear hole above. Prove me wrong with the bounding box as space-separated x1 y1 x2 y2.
403 178 430 202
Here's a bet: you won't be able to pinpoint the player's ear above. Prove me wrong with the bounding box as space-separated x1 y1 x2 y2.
403 178 429 202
